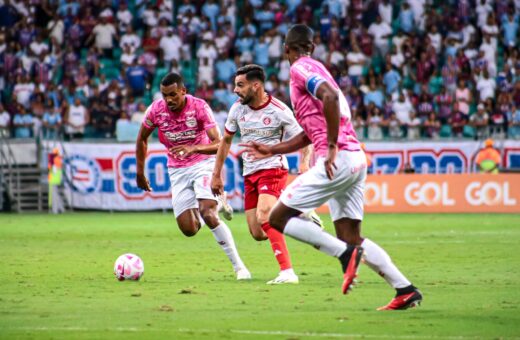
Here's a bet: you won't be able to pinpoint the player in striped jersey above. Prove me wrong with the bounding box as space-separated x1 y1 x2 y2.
211 65 313 284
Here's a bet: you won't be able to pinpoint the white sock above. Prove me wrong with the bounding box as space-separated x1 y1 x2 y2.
361 238 411 289
284 216 347 257
210 222 245 271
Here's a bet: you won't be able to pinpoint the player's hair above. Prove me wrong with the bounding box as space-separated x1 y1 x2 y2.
285 24 314 54
161 72 184 87
235 64 266 83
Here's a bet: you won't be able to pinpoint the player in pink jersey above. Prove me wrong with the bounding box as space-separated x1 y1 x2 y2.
136 73 251 280
242 25 422 310
211 64 318 285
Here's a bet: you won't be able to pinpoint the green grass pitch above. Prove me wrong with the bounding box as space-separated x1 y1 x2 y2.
1 213 519 339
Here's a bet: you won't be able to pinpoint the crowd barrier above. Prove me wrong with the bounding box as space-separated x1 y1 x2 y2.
56 141 520 213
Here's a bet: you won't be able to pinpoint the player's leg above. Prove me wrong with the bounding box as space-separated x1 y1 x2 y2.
198 198 250 280
169 168 203 236
257 193 298 284
245 208 267 240
176 208 202 236
331 171 422 309
269 164 363 294
193 161 250 280
243 174 266 241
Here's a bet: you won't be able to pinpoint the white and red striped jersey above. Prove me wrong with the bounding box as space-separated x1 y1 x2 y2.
225 95 302 176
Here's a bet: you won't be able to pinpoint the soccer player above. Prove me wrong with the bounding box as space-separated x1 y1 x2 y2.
242 25 422 310
135 73 250 280
211 64 310 284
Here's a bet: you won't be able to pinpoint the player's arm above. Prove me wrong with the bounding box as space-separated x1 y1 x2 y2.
299 144 312 174
315 80 340 180
211 129 234 196
135 124 154 192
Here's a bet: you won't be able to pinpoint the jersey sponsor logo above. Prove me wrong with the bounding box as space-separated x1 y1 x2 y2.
263 117 271 125
164 130 196 141
240 127 277 137
186 117 197 128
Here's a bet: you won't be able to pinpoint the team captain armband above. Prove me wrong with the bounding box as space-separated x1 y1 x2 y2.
305 74 327 98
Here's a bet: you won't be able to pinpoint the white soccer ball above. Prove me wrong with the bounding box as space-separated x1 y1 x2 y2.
114 253 144 281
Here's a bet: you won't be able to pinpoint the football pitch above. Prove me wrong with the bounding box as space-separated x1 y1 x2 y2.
1 213 519 339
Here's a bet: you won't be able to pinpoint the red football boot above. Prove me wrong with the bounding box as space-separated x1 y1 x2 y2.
378 289 423 310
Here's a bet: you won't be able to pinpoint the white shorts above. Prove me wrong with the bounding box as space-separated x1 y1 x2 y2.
279 150 367 222
168 158 217 217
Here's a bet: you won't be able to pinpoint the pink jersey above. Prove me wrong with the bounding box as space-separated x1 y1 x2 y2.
289 56 360 157
142 95 217 168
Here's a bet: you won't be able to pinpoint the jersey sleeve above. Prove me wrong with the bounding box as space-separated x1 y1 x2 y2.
198 101 217 130
291 60 327 99
141 102 156 129
279 107 303 141
224 102 239 135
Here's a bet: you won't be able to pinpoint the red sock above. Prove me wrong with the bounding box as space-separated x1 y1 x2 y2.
261 222 292 271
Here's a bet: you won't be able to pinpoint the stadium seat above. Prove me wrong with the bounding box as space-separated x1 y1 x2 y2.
116 121 141 142
463 125 476 138
440 125 452 138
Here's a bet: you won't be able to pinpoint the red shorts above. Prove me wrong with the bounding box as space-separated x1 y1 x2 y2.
244 168 288 211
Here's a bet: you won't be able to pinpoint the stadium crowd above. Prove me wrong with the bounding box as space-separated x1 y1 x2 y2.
1 0 520 141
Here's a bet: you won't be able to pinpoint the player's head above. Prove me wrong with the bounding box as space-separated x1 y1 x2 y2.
284 24 314 64
160 72 186 112
234 64 266 105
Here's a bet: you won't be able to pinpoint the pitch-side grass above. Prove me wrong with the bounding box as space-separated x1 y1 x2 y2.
1 213 519 339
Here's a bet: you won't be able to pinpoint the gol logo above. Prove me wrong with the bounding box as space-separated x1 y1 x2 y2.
465 182 517 206
364 182 395 206
404 182 455 206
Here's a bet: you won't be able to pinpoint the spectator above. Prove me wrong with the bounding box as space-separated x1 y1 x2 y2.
0 104 10 138
449 103 468 138
116 2 133 33
254 35 270 68
508 106 520 139
399 2 415 33
13 105 33 138
13 74 35 109
198 57 214 87
477 69 497 101
392 92 414 135
346 44 366 86
87 16 118 58
364 79 385 108
125 60 148 97
64 97 89 140
383 63 401 95
367 107 383 140
368 14 392 57
119 26 141 54
42 105 62 139
423 112 441 139
435 86 453 124
471 103 490 140
353 114 366 139
215 53 237 83
131 102 147 123
407 112 422 140
387 112 402 138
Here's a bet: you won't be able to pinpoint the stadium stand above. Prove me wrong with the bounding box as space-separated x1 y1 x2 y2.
0 0 520 142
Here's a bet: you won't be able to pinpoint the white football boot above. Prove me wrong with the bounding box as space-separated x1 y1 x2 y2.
266 269 299 285
236 267 252 280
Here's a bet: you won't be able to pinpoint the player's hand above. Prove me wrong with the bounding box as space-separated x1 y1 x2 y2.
239 141 273 160
169 145 196 159
324 144 337 180
211 174 224 196
136 173 152 192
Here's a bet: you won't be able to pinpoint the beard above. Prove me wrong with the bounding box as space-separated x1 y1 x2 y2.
238 90 254 105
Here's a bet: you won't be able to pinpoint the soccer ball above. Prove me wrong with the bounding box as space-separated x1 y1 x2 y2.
114 253 144 281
